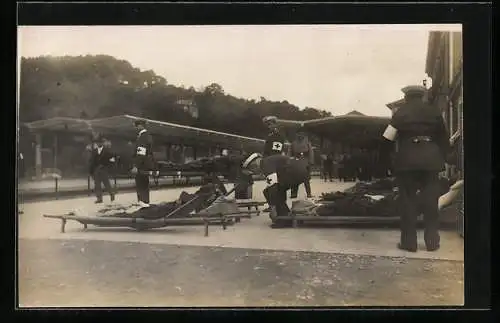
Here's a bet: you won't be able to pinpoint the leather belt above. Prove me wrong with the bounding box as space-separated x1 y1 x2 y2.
410 136 432 143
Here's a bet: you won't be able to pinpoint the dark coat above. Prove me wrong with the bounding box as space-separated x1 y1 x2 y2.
389 98 451 172
263 130 286 157
260 154 310 189
134 130 155 171
89 146 115 174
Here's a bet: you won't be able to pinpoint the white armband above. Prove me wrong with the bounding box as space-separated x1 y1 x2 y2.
272 142 284 152
265 173 278 186
383 125 398 141
137 146 147 156
109 157 116 162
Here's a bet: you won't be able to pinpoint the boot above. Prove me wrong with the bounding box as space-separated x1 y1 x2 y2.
397 243 417 253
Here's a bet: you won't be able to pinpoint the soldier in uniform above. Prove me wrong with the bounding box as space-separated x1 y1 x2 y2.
261 116 287 211
382 84 453 252
131 119 156 207
241 152 310 228
288 131 314 198
263 116 286 157
89 136 116 203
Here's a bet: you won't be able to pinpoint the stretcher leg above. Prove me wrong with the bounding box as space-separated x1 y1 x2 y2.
204 218 209 237
61 218 67 233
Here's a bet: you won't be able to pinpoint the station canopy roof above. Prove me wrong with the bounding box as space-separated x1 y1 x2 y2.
23 114 265 150
275 111 391 146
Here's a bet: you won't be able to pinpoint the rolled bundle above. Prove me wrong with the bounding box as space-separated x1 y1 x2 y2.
438 180 464 210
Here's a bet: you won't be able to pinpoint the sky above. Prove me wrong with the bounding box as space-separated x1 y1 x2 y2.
18 24 461 117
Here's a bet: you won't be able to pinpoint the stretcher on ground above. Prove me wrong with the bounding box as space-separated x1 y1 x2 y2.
269 179 464 229
43 183 265 237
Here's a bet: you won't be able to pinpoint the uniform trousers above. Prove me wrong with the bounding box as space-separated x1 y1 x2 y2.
263 183 290 218
135 172 150 204
93 166 114 200
290 165 312 198
396 170 441 250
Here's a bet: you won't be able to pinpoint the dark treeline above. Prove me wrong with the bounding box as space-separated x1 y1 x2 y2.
19 55 332 139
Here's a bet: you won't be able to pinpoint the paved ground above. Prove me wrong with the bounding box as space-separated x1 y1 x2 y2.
18 240 464 307
18 179 465 307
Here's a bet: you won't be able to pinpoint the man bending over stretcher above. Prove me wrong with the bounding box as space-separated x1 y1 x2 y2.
241 152 310 228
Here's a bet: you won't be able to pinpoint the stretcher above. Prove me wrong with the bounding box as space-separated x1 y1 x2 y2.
269 180 464 229
43 183 264 237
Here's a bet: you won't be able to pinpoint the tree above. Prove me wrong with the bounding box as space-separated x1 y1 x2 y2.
19 55 335 139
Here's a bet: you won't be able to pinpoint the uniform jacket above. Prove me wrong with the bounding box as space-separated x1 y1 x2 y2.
134 130 155 171
260 154 310 189
89 146 115 174
389 98 451 172
288 138 314 165
263 130 286 157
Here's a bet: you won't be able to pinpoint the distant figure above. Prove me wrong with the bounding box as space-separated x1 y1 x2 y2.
319 154 328 181
382 84 454 252
289 131 314 198
89 136 116 204
322 152 334 182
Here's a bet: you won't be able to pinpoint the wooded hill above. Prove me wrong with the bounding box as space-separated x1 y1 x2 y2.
19 55 332 139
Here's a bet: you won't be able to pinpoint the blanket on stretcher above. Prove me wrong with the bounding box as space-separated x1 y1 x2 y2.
292 178 453 217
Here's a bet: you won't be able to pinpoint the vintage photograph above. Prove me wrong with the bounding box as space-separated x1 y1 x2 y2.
17 24 464 307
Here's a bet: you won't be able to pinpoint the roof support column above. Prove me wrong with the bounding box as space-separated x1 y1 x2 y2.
193 145 197 160
165 143 171 161
53 133 58 171
35 132 42 180
180 145 186 164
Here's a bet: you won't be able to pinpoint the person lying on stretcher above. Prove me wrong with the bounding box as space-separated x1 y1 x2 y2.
96 183 222 219
241 152 310 228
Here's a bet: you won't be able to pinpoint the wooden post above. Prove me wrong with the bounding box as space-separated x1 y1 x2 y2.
55 177 59 199
166 143 171 160
193 145 197 160
53 133 58 171
35 132 42 179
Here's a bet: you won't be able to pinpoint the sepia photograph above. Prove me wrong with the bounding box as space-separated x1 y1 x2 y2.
17 23 465 307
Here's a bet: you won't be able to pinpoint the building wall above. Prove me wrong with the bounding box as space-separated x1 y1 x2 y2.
425 31 463 179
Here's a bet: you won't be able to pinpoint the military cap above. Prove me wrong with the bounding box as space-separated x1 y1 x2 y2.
401 85 427 96
262 116 278 124
133 119 147 126
92 135 105 144
242 152 262 168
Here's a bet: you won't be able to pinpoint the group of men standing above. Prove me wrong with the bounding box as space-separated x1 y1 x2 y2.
321 149 389 182
252 83 455 251
88 119 156 207
87 83 455 252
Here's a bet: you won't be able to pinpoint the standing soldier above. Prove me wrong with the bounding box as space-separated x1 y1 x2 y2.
89 136 116 204
262 116 287 211
131 119 156 207
263 116 286 157
382 84 453 252
288 131 314 198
